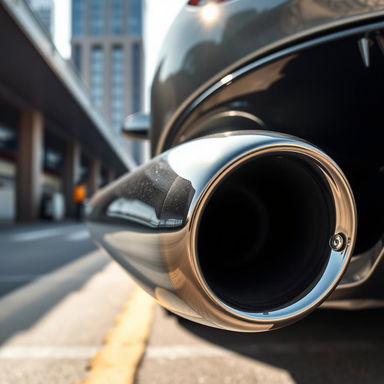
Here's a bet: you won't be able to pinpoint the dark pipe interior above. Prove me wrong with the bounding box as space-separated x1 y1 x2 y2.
197 153 335 313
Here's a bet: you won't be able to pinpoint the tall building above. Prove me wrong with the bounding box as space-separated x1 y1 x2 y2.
71 0 143 163
27 0 54 36
0 0 133 222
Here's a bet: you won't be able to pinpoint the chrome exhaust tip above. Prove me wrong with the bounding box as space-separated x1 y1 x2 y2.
87 131 356 332
187 144 356 331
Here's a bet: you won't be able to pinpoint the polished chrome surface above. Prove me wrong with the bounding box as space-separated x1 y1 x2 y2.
358 36 371 67
122 113 150 141
335 239 384 289
88 131 356 332
327 239 384 303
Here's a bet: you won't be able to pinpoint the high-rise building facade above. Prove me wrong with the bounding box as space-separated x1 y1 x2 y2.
71 0 143 162
27 0 55 36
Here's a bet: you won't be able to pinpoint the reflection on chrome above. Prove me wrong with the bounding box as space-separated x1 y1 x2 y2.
107 198 184 228
87 131 356 332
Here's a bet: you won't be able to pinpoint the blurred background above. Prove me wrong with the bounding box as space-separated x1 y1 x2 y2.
0 0 183 224
0 1 187 382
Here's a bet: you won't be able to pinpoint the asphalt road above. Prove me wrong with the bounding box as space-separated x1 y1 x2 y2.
138 305 384 384
0 222 96 297
0 222 134 383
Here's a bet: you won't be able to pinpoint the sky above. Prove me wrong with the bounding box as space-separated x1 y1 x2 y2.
53 0 71 58
52 0 185 111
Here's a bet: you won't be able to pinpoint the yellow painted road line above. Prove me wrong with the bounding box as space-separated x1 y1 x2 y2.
78 285 156 384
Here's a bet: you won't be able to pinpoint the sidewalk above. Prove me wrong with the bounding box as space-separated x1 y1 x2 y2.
0 253 134 384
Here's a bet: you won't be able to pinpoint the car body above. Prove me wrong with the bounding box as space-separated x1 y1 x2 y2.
88 0 384 332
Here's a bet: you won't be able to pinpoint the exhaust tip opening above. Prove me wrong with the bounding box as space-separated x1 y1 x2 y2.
197 153 336 314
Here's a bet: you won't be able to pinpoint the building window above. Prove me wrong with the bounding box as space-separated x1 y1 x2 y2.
131 43 141 113
38 7 53 34
73 45 82 73
28 0 54 35
91 0 104 35
128 0 142 36
72 0 85 36
111 0 123 35
111 46 124 134
90 46 104 109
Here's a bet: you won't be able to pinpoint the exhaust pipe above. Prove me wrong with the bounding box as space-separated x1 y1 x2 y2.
87 131 356 332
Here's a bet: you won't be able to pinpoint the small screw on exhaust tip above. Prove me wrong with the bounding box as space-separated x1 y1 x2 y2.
329 233 346 252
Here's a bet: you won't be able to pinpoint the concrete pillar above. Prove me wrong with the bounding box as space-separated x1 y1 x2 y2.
106 168 115 184
63 141 81 218
88 157 101 197
16 110 44 221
